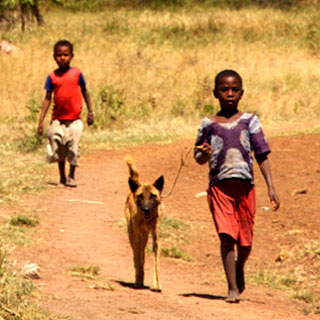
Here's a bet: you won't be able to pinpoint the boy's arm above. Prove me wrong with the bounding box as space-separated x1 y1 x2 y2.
256 154 280 211
37 90 52 135
81 86 94 126
194 143 211 165
194 119 212 165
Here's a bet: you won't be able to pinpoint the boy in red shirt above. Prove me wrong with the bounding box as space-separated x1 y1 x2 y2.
37 40 94 187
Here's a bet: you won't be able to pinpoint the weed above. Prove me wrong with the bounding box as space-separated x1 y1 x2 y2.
95 84 126 127
171 98 187 117
70 265 100 280
16 132 45 153
248 270 297 291
103 16 130 35
200 104 217 117
159 216 191 261
9 215 39 227
89 282 116 291
160 216 189 239
293 290 316 303
24 95 41 123
0 221 34 246
161 246 192 261
126 215 191 261
299 240 320 258
295 291 320 315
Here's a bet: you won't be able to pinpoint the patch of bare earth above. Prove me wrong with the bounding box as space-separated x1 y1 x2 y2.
10 134 320 319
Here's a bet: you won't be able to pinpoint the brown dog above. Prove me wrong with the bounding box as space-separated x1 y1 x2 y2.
124 156 164 291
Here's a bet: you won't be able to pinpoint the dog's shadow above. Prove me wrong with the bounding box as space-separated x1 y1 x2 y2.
180 292 226 300
114 280 151 291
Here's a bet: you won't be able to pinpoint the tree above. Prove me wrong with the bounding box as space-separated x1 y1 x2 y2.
0 0 52 31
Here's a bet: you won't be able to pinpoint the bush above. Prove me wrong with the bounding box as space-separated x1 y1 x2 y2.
95 84 126 128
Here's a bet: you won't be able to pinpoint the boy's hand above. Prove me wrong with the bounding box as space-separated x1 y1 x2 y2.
87 111 94 126
195 143 212 155
37 122 44 135
269 188 280 211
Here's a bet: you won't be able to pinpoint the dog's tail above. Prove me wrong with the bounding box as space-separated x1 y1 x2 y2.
124 155 140 184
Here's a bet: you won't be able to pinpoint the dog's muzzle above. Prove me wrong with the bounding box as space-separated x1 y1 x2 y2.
142 208 151 219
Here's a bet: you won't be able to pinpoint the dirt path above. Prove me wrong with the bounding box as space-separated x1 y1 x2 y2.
11 136 320 319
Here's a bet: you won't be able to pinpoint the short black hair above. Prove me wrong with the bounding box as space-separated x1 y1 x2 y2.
54 40 73 54
214 70 242 88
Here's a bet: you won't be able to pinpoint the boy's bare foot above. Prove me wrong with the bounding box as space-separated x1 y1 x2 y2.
225 290 240 303
66 177 77 188
236 262 245 294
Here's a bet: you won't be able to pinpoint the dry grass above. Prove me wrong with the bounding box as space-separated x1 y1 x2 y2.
1 7 320 134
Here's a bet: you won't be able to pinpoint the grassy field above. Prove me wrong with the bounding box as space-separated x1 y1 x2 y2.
2 4 320 132
1 3 320 202
0 2 320 318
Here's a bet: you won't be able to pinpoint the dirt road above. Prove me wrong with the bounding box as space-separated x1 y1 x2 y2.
12 135 320 319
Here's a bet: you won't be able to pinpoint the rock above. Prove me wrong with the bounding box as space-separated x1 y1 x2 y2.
21 262 40 279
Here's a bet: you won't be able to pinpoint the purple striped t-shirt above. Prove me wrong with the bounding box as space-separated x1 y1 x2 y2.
194 113 270 186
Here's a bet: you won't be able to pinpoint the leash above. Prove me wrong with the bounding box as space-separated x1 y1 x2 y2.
161 146 193 199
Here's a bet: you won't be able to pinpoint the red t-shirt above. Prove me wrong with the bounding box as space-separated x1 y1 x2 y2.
44 67 86 120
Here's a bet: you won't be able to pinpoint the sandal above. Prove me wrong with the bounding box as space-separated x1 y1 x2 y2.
66 177 77 188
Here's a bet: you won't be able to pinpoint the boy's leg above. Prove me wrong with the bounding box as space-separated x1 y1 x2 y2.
65 120 82 188
66 164 77 187
219 233 239 303
236 244 251 294
58 161 66 185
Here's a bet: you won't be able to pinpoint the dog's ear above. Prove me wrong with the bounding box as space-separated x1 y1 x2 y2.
153 176 164 192
129 177 140 193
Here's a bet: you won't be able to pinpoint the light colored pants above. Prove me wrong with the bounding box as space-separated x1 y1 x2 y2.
46 119 83 167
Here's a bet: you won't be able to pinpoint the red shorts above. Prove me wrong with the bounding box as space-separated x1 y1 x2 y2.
207 179 256 246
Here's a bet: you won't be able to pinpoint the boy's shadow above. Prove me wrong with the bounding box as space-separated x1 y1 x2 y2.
114 282 225 298
114 280 150 290
47 181 59 186
181 292 266 304
180 292 226 300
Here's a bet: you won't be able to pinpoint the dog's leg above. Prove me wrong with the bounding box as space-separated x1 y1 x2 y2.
133 233 148 288
151 229 161 292
127 223 143 288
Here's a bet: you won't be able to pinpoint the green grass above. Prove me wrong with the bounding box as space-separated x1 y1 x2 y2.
0 211 40 247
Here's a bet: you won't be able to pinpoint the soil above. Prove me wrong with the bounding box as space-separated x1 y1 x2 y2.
10 134 320 319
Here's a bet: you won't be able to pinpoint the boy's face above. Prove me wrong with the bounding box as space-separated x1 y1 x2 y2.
214 75 243 111
54 45 73 69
